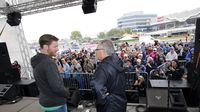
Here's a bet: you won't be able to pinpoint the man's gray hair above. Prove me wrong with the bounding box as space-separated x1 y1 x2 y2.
98 39 114 56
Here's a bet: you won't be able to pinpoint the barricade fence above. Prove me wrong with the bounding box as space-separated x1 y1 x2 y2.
62 72 149 92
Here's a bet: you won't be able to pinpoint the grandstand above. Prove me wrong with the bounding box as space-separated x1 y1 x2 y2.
166 8 200 22
147 7 200 37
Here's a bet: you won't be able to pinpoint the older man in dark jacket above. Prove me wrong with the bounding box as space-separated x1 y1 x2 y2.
91 39 127 112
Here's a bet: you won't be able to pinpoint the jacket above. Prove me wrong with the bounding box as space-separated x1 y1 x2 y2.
31 53 69 107
91 54 127 112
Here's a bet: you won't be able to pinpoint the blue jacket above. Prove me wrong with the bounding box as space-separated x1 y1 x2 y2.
185 48 194 61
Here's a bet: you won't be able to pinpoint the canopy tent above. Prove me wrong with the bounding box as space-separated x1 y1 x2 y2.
120 36 134 41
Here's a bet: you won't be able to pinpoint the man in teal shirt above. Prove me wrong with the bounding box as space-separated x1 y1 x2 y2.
31 34 69 112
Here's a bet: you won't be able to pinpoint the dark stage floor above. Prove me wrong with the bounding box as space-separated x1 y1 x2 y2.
0 97 199 112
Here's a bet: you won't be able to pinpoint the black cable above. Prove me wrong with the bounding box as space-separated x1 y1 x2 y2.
6 96 23 104
0 96 23 105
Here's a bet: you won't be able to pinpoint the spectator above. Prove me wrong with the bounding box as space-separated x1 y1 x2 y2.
83 57 94 73
134 59 146 72
149 48 157 60
124 60 134 72
71 59 82 73
166 47 178 61
61 58 71 78
185 48 194 61
166 59 184 80
133 59 146 86
146 57 157 74
188 38 194 48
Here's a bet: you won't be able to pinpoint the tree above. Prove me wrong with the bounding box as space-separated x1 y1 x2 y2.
106 28 123 38
70 31 82 42
122 28 133 34
97 32 106 39
82 36 92 42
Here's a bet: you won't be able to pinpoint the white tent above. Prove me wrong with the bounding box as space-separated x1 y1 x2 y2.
120 36 134 41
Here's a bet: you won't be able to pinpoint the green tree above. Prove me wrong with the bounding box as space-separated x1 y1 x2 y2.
122 28 133 34
106 28 123 38
70 31 82 42
97 32 106 39
82 36 92 42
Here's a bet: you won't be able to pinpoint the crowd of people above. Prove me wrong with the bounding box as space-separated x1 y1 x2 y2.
31 34 195 112
53 38 194 85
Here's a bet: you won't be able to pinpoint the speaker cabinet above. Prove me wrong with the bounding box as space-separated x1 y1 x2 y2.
82 0 97 14
146 88 187 112
15 79 39 97
0 42 11 72
0 84 18 100
7 12 21 26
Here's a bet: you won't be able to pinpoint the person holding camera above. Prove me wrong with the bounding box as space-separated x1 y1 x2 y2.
166 59 184 80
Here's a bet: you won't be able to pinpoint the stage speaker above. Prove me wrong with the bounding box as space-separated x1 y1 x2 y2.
0 42 11 72
82 0 97 14
15 79 39 97
6 11 21 26
146 88 187 112
0 84 18 100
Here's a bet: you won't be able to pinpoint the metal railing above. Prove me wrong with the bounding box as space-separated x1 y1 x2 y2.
149 69 167 80
149 60 187 80
178 60 187 68
63 73 93 91
63 72 149 92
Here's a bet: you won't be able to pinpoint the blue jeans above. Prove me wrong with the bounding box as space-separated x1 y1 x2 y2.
46 104 67 112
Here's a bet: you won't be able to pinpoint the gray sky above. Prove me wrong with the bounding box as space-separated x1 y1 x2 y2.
22 0 200 43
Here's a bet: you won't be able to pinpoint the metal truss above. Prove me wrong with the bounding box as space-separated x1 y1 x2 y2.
0 0 103 79
15 23 33 79
0 0 103 16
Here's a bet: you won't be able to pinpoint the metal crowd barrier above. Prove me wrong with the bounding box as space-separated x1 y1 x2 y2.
63 72 148 92
178 60 187 68
63 73 93 91
149 60 187 80
149 69 167 80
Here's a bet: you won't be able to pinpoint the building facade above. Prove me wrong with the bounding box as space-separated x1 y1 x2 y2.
117 11 157 32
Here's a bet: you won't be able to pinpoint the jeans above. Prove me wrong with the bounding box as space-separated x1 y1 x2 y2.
45 104 67 112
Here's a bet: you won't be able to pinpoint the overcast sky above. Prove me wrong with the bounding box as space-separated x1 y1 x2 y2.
22 0 200 43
